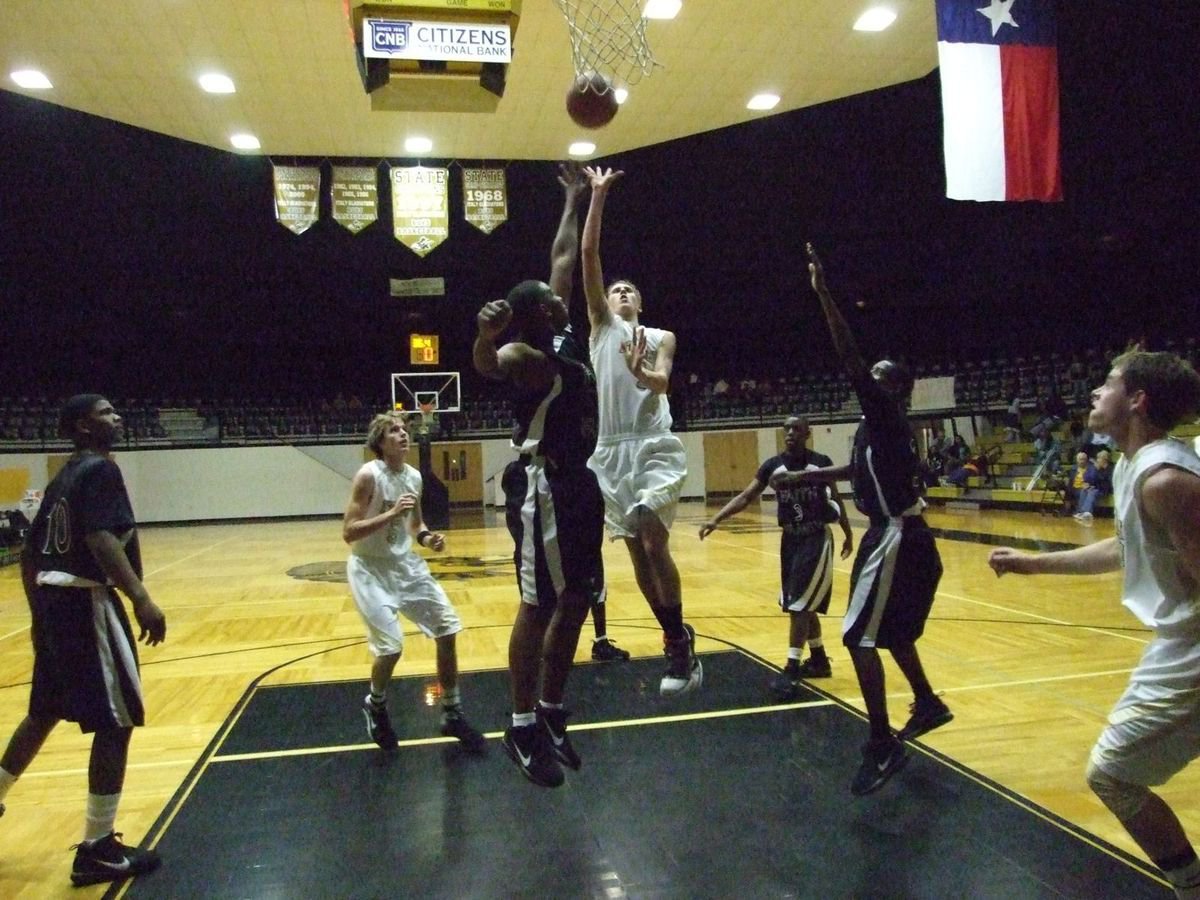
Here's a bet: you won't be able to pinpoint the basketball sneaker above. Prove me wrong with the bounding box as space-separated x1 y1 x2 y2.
362 695 399 750
660 623 703 697
897 695 954 742
769 661 801 701
591 637 630 662
440 709 486 754
70 832 161 887
537 705 581 770
850 737 909 796
502 723 564 788
798 655 832 679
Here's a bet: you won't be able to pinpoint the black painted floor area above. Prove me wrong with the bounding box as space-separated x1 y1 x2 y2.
119 652 1168 899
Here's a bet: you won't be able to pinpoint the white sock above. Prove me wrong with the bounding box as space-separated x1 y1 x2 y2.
512 712 536 728
0 766 17 803
538 700 563 711
593 635 609 643
84 792 121 843
787 647 803 662
442 687 461 709
809 637 824 650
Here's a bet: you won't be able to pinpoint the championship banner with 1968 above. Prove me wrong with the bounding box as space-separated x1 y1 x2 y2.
391 166 449 256
272 165 320 235
462 168 507 234
330 166 378 234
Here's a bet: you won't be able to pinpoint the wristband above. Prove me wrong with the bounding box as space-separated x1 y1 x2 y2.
416 529 433 547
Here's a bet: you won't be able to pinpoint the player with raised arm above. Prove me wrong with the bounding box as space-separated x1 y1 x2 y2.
771 245 951 795
989 351 1200 899
581 165 700 696
700 415 853 698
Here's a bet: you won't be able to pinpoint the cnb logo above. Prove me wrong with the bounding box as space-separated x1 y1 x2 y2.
369 20 410 53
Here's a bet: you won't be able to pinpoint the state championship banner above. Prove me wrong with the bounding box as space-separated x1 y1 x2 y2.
936 0 1062 202
330 166 378 234
391 166 449 257
462 168 507 234
272 165 320 234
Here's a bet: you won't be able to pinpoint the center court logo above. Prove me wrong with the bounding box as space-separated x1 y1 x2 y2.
288 555 513 583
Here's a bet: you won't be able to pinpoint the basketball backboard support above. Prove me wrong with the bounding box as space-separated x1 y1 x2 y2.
391 371 461 414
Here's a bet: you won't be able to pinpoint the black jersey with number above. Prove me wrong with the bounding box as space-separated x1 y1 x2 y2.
511 344 599 472
849 371 923 520
755 450 840 528
27 453 140 583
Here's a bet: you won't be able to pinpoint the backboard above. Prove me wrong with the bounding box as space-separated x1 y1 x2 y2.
391 371 461 414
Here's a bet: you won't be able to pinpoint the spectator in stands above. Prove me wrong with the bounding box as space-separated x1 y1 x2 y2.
1004 393 1023 442
1075 449 1113 521
948 434 970 462
1033 422 1063 474
1066 451 1098 520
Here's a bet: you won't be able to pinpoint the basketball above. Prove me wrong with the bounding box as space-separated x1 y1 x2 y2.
566 72 618 129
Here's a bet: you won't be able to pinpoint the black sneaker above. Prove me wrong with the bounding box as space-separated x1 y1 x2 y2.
502 723 564 788
768 666 800 701
660 624 703 697
537 705 582 770
797 656 832 679
850 737 909 796
362 695 398 750
897 695 954 742
70 832 161 887
591 638 631 662
441 710 486 753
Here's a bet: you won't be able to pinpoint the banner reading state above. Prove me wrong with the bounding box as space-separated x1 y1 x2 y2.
272 165 320 235
461 168 507 234
391 166 449 256
330 166 378 234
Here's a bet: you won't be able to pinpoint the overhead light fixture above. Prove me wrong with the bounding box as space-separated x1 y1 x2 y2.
230 133 261 151
643 0 682 19
198 73 236 94
11 69 52 89
613 88 629 105
746 93 780 111
404 136 433 154
853 8 897 31
568 142 596 157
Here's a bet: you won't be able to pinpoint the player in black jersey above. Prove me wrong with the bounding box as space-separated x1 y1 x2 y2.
772 246 952 796
474 279 604 788
0 395 166 886
700 415 852 698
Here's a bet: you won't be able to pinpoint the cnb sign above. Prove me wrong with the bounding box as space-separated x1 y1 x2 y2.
364 18 512 63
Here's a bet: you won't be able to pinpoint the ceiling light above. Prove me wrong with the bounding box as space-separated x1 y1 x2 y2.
230 133 261 151
853 8 897 31
746 93 779 111
404 136 433 153
613 88 628 105
643 0 682 19
568 142 596 157
198 73 235 94
11 69 52 89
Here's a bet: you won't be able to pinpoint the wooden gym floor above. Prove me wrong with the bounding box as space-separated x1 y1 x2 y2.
0 502 1185 897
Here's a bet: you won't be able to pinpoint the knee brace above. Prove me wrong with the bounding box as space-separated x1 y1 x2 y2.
1086 759 1151 821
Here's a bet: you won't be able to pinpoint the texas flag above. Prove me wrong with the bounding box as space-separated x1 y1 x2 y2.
936 0 1062 202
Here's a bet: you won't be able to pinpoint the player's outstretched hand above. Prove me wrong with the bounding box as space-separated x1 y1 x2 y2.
477 300 512 339
584 166 624 191
698 522 716 540
988 548 1035 577
558 161 587 201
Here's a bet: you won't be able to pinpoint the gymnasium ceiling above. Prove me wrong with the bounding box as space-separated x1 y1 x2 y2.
1 0 939 160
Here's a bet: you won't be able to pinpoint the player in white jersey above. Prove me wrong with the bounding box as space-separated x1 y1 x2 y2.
581 166 700 697
343 412 484 754
989 350 1200 899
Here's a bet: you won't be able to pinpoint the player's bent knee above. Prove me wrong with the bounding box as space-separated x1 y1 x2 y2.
1086 760 1151 820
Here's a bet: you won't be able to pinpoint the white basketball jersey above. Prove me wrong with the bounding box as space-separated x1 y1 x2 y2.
1114 437 1200 629
590 317 673 441
349 459 420 560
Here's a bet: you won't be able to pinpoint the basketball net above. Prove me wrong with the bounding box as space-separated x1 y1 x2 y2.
412 401 437 439
554 0 661 90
